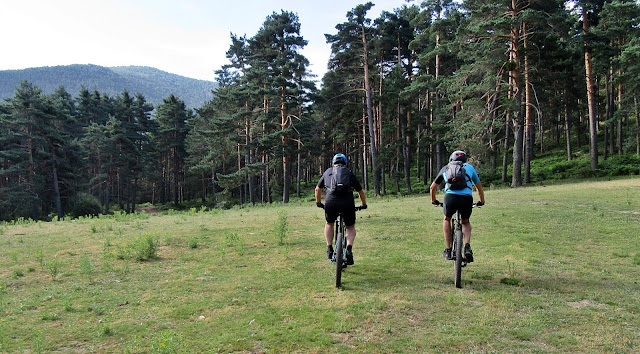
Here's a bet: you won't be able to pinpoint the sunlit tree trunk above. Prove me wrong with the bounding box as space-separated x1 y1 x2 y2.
510 0 523 187
583 6 599 169
362 25 381 196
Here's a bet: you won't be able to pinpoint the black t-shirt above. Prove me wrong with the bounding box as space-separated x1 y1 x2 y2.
317 166 362 207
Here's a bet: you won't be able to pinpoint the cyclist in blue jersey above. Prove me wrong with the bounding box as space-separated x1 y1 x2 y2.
430 150 485 262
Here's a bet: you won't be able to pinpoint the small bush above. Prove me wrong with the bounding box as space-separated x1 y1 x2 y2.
48 259 61 280
79 254 94 281
41 313 59 321
133 234 158 261
500 277 522 286
100 325 113 336
69 193 103 218
35 250 45 269
273 209 289 245
226 232 245 254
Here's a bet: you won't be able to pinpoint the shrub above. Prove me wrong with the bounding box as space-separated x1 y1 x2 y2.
274 210 288 245
133 234 158 262
600 154 640 176
48 259 61 280
69 193 103 218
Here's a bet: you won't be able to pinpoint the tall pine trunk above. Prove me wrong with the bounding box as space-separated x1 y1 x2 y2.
403 110 412 194
502 111 511 183
51 155 63 219
524 22 532 185
583 7 599 169
246 116 256 205
565 90 573 161
635 95 640 156
362 25 380 196
617 79 623 154
510 0 523 187
296 139 302 199
281 90 291 203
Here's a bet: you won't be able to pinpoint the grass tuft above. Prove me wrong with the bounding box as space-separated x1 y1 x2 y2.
500 277 522 286
274 209 289 245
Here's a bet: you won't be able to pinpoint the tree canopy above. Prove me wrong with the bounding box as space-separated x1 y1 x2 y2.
1 0 640 220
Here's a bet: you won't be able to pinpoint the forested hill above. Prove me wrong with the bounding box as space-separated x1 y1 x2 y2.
0 64 216 108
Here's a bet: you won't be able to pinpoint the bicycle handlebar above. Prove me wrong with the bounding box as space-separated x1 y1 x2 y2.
432 201 484 208
317 203 367 211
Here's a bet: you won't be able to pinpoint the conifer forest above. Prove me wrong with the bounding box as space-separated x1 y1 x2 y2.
2 0 640 221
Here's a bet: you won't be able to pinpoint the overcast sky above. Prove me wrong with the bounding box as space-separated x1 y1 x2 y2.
1 0 412 83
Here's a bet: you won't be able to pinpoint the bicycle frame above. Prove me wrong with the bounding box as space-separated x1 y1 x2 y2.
333 213 347 288
451 210 466 288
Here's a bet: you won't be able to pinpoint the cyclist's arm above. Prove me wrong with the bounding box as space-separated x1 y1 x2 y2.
315 186 323 204
430 169 446 203
429 181 439 203
475 182 485 204
357 189 367 207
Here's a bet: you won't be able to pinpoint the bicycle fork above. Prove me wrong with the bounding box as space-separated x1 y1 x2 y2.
332 218 347 269
451 218 468 268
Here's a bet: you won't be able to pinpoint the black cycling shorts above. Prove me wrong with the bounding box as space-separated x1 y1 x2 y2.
325 205 356 226
443 194 474 220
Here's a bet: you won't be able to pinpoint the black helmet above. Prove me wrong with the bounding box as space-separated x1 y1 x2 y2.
449 150 467 163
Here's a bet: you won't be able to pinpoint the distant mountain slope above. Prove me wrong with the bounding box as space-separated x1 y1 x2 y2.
0 64 216 109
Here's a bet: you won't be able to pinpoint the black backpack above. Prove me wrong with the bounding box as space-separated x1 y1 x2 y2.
445 161 469 190
327 165 351 195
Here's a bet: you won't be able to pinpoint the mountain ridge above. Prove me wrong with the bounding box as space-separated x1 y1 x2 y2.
0 64 216 109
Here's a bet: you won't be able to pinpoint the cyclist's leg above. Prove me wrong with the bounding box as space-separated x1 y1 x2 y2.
345 225 356 245
459 196 474 244
461 220 471 244
442 194 456 249
443 216 452 249
343 207 357 247
324 222 334 246
324 207 338 246
459 196 475 262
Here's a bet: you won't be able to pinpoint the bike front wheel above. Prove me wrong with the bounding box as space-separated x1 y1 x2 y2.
454 228 463 288
335 230 344 288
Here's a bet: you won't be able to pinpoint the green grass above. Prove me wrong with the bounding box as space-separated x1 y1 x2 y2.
1 178 640 352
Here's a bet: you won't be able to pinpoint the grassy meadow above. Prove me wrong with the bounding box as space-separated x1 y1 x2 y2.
1 177 639 352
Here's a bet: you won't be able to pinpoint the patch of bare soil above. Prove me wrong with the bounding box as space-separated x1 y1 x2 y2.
567 300 605 309
136 205 160 214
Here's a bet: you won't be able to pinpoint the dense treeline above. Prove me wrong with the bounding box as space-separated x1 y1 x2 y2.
1 0 639 221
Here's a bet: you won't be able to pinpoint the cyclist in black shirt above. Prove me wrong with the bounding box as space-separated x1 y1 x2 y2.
315 153 367 265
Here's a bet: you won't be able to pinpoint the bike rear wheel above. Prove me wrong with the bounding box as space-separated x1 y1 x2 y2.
335 219 344 288
453 226 463 288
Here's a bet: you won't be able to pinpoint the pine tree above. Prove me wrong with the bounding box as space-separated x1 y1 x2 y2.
249 11 312 203
327 2 382 196
155 95 192 206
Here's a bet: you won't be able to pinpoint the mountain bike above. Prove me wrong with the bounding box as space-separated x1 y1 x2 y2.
332 206 364 288
436 202 481 288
